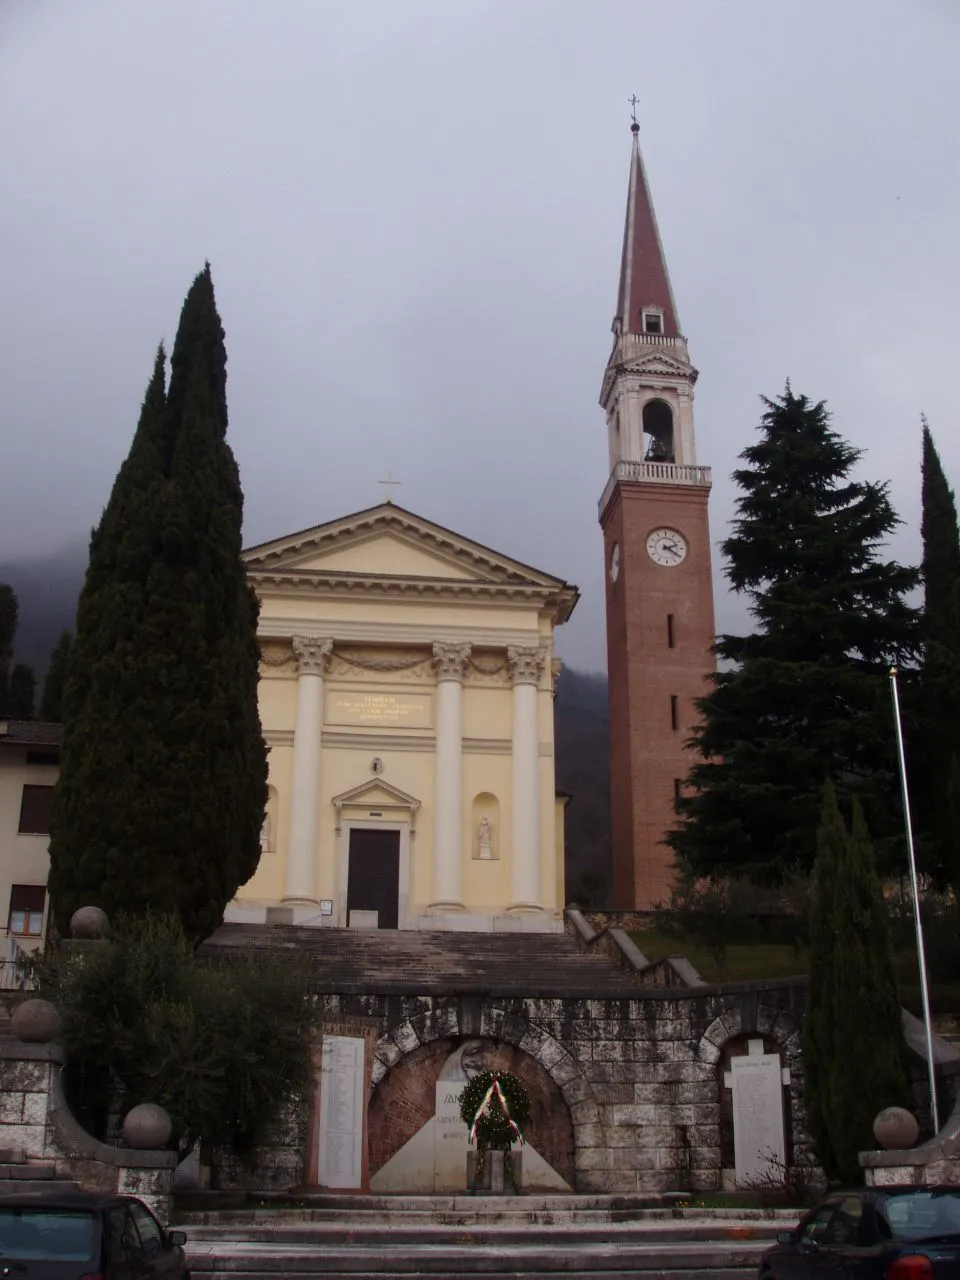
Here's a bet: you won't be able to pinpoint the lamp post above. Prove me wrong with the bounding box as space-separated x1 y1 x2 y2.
889 667 939 1134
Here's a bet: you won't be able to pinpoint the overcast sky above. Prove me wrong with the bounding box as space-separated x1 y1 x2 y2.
2 0 958 671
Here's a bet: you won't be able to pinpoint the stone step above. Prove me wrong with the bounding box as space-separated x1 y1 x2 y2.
0 1162 56 1180
175 1194 798 1222
181 1222 786 1246
184 1236 767 1276
203 926 641 997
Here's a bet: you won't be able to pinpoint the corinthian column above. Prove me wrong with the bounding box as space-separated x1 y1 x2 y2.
428 641 471 911
507 645 545 911
284 636 333 904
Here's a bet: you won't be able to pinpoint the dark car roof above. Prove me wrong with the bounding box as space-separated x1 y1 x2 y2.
0 1191 146 1212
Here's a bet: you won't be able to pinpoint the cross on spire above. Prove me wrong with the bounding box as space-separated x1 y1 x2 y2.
378 471 401 502
628 94 640 127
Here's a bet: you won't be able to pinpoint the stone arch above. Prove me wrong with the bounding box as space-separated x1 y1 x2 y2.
696 1002 807 1182
370 1001 600 1187
642 398 674 462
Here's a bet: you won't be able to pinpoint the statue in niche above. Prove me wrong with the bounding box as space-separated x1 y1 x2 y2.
477 816 495 860
260 808 274 856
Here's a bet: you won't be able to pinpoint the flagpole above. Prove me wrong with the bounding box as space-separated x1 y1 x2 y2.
889 667 939 1133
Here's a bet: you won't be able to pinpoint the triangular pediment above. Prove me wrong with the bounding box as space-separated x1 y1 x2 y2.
331 778 422 812
244 503 569 591
621 352 694 379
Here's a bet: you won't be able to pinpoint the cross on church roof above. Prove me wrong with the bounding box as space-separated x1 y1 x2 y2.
378 471 401 502
628 94 640 127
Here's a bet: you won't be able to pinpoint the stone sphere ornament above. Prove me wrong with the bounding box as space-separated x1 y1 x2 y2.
123 1104 173 1150
11 999 60 1044
873 1106 920 1150
70 906 110 940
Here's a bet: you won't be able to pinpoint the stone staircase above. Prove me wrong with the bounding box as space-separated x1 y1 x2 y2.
178 1195 799 1278
0 1149 78 1195
204 925 642 997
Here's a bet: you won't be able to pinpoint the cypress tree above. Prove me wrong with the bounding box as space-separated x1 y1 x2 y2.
803 780 844 1182
915 420 960 890
805 784 909 1184
39 632 72 722
669 387 919 883
48 267 267 942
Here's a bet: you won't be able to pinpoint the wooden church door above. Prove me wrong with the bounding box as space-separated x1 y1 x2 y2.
347 828 400 929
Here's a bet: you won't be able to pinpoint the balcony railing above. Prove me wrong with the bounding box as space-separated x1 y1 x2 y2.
599 459 712 516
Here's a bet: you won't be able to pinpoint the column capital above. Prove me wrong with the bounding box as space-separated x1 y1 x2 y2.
507 645 546 687
292 636 333 676
432 641 471 683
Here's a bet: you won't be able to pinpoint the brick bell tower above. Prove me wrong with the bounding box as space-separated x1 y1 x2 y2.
599 120 716 910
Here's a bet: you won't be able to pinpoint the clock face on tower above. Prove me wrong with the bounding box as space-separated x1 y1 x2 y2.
646 527 687 566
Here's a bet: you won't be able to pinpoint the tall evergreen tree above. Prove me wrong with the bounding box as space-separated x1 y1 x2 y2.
915 420 960 890
39 631 72 722
48 267 267 942
669 387 919 883
804 783 909 1184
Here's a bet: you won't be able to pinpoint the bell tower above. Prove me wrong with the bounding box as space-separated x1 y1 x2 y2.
599 121 716 909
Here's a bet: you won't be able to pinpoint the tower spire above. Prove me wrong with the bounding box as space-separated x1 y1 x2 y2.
615 121 681 338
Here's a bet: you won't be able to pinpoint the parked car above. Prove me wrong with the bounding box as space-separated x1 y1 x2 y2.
760 1187 960 1280
0 1190 188 1279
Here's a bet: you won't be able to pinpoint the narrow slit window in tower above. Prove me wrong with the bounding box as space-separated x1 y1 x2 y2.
670 694 679 731
667 614 675 648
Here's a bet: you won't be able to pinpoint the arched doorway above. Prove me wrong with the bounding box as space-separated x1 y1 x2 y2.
368 1036 575 1192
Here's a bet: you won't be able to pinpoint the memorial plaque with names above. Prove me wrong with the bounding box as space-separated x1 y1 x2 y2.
434 1078 471 1192
316 1035 366 1189
731 1052 786 1187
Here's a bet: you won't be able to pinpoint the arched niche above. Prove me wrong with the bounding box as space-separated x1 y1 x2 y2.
471 792 500 860
643 398 675 462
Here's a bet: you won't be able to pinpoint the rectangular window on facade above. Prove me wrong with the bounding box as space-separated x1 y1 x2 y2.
670 695 679 731
25 751 59 767
7 885 45 936
643 312 662 334
17 785 54 835
667 614 675 648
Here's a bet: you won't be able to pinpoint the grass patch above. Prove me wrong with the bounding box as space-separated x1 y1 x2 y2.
629 930 807 983
630 929 960 1015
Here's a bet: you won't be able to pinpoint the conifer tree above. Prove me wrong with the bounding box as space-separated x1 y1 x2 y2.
669 387 919 883
39 632 72 722
48 267 267 942
915 420 960 891
804 783 909 1183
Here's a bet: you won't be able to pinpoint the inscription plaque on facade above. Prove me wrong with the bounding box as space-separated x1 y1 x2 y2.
326 690 433 729
316 1034 366 1188
731 1051 786 1187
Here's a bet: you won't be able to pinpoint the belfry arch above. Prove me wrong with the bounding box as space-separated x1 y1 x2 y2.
642 398 675 462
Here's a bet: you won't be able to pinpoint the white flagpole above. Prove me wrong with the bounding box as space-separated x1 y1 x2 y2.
889 667 939 1134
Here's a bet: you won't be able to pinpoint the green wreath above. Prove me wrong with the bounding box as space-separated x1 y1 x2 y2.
459 1068 531 1152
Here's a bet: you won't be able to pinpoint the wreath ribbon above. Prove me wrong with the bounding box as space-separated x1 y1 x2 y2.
467 1079 525 1146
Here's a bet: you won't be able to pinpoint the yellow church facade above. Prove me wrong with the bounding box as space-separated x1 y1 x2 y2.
228 503 578 932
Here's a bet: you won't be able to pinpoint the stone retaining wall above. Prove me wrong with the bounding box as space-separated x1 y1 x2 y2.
216 979 810 1195
0 1036 176 1220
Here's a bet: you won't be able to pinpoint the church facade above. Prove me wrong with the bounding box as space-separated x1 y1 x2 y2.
599 122 717 909
229 502 578 932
